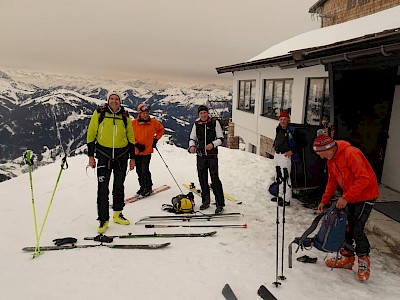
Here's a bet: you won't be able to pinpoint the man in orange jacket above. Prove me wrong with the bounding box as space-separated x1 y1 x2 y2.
131 103 165 196
313 131 379 282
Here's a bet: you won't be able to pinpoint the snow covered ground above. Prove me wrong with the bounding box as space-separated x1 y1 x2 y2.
1 144 399 300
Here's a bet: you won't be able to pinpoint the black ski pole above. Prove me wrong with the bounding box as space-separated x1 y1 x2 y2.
279 167 289 281
155 147 183 193
273 166 282 287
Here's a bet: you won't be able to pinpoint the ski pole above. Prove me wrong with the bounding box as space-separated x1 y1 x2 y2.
24 150 41 257
279 167 289 281
145 224 247 228
35 154 69 253
155 147 183 193
273 166 282 287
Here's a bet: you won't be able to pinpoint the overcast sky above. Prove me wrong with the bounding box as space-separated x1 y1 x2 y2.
0 0 319 85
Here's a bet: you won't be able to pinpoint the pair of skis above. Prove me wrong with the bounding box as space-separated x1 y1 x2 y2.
135 212 243 224
222 284 277 300
22 231 218 252
124 184 171 204
22 242 171 252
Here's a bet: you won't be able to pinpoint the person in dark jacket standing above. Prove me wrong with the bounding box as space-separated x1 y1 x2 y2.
313 131 378 282
272 111 299 206
87 90 136 234
188 105 225 214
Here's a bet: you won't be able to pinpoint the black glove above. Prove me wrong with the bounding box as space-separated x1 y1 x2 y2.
53 237 77 246
134 143 145 152
152 138 158 148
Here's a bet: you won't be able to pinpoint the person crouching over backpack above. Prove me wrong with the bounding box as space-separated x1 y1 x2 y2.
313 131 378 281
87 90 136 234
131 103 165 197
188 105 225 215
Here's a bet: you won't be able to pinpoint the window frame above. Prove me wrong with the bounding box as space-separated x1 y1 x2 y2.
304 77 330 126
261 78 293 119
237 80 256 113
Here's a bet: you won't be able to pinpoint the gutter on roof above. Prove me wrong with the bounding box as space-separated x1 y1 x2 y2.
308 0 328 13
298 42 400 67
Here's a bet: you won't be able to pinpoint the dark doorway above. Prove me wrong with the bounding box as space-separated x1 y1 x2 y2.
332 66 397 182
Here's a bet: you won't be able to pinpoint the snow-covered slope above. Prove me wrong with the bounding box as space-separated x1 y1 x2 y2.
1 144 399 300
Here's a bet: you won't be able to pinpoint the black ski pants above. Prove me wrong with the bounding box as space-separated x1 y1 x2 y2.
344 199 375 256
96 154 128 222
135 154 153 190
196 155 225 207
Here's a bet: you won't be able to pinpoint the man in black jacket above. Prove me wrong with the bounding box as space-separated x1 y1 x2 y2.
188 105 225 214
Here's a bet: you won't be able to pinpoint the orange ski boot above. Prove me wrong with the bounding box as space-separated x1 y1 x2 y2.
325 248 355 269
357 255 370 282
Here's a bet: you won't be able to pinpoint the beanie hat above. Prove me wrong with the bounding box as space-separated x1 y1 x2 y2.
278 111 290 119
198 105 209 114
107 90 123 102
137 103 150 113
313 129 336 152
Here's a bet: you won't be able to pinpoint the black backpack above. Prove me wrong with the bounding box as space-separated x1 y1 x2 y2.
97 105 128 128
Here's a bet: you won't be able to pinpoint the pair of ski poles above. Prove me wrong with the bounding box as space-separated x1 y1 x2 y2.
273 166 290 287
24 149 68 258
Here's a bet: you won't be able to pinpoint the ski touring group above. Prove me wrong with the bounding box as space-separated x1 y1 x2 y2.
23 90 381 299
86 91 227 234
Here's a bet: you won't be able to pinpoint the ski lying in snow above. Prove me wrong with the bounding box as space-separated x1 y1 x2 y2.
135 212 243 223
124 185 171 204
145 224 247 228
22 242 171 252
257 285 277 300
222 283 239 300
84 231 217 240
183 183 242 204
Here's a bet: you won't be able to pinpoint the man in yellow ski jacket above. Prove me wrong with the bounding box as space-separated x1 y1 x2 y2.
87 90 135 234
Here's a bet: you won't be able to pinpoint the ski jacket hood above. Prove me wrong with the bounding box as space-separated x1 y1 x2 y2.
321 140 379 204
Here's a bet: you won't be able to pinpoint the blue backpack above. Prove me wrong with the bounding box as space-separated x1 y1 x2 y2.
289 205 348 268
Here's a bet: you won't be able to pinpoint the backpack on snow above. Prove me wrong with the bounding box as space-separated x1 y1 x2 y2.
288 204 349 268
268 181 279 197
162 192 195 214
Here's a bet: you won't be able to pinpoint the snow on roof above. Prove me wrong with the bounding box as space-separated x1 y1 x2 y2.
248 5 400 62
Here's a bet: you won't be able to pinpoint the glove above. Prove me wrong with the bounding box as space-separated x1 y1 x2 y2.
53 237 77 246
134 143 145 152
152 138 158 148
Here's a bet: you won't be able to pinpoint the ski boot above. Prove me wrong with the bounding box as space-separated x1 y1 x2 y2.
113 211 130 225
215 206 224 215
98 220 109 234
325 248 355 269
357 255 370 281
141 188 152 197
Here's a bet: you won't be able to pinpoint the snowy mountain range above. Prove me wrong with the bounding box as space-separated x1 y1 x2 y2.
0 68 232 182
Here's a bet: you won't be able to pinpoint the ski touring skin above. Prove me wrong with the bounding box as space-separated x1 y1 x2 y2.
135 212 243 224
83 231 217 240
22 242 171 252
222 283 239 300
183 183 242 204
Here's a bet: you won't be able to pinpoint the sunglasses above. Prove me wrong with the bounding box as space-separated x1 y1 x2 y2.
140 105 149 112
